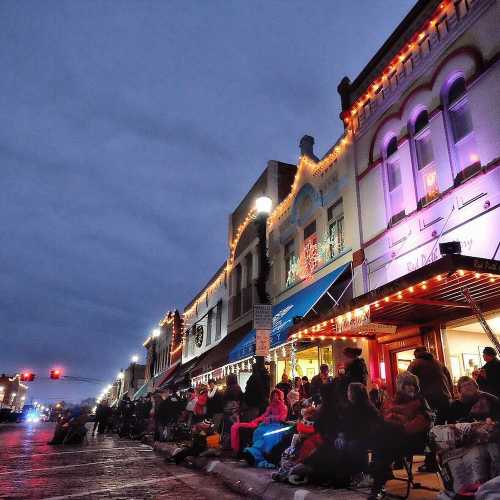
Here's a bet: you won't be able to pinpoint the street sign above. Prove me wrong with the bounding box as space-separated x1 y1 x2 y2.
255 329 270 357
254 304 273 330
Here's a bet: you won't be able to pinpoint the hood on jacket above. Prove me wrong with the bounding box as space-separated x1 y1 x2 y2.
396 371 420 394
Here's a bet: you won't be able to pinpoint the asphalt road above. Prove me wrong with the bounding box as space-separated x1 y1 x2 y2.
0 422 242 499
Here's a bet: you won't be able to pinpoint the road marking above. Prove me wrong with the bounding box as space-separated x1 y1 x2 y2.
0 456 157 475
5 446 153 459
40 473 197 500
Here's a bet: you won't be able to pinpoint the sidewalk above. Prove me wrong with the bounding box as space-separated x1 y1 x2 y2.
153 442 442 499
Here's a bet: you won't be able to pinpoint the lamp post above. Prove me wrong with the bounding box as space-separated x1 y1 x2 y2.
117 370 124 400
254 196 272 374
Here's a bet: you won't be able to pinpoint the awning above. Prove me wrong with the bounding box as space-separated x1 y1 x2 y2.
132 381 149 401
169 357 198 389
154 362 180 390
190 328 252 378
229 263 350 362
292 255 500 340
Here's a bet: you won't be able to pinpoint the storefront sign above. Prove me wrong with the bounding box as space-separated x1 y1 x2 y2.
358 323 397 334
254 305 273 330
336 307 370 333
255 329 270 357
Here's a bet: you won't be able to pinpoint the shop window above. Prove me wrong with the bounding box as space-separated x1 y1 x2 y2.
327 198 345 258
444 76 480 182
215 300 222 340
206 309 212 346
302 220 318 277
383 136 405 225
411 110 439 207
284 239 295 284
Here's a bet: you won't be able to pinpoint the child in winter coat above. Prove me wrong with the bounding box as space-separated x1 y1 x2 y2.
272 406 323 483
231 388 287 454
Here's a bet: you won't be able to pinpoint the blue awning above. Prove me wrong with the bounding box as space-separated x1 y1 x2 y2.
229 263 350 362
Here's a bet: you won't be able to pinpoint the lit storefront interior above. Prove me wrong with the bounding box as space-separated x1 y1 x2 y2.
443 310 500 383
291 255 500 393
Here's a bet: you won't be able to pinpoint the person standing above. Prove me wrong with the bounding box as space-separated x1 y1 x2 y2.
301 376 311 399
477 346 500 398
206 379 224 432
310 364 331 404
244 363 270 420
408 346 452 422
92 400 111 436
276 373 292 399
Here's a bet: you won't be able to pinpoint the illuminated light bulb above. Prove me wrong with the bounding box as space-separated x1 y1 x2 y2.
384 297 389 302
353 338 357 343
436 275 442 281
320 336 325 341
475 273 480 278
341 336 346 340
374 302 380 308
311 336 315 341
422 284 427 290
298 333 302 339
409 286 415 293
397 292 403 299
363 305 369 312
470 153 479 162
490 277 496 283
458 270 465 276
419 32 426 39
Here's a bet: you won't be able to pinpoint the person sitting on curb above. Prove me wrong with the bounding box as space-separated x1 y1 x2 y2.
231 388 287 455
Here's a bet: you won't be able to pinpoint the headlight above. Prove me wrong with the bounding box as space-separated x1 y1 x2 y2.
27 417 33 422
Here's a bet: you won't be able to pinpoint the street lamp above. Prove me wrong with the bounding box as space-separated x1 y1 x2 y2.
131 355 139 363
152 328 160 338
254 195 272 378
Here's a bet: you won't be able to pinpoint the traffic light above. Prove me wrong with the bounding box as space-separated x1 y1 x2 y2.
20 372 36 382
50 369 61 380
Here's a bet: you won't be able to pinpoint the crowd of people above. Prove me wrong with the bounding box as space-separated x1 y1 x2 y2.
51 345 500 499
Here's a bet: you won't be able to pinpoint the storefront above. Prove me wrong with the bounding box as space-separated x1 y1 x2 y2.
228 263 352 385
290 254 500 393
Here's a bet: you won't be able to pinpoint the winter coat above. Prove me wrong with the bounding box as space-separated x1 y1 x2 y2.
194 392 208 416
276 381 292 399
254 398 288 425
382 394 431 435
245 369 270 412
206 389 224 416
310 374 331 403
338 402 383 443
478 358 500 398
408 351 452 409
345 357 368 386
447 391 500 423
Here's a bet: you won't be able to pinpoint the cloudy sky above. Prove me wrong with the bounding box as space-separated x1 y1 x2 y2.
0 0 415 403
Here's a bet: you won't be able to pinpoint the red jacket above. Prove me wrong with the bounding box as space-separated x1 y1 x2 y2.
382 395 431 435
194 393 208 416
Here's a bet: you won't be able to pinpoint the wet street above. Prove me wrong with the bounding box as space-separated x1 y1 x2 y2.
0 422 241 499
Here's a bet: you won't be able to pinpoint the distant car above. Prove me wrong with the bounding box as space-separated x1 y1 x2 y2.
21 406 41 424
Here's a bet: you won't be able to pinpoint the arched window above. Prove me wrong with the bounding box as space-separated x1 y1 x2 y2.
383 136 405 224
444 76 479 179
411 109 438 206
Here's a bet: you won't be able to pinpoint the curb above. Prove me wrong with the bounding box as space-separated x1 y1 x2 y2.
153 442 367 500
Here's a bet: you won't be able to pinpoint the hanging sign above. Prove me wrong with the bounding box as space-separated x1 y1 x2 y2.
336 308 371 333
254 304 273 330
255 329 271 357
358 323 397 334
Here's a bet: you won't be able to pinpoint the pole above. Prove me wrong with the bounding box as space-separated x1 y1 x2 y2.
255 212 270 373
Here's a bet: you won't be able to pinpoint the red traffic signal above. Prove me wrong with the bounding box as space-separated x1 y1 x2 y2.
20 372 36 382
50 369 62 380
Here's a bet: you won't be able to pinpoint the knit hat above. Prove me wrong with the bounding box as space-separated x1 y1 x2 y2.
483 346 497 357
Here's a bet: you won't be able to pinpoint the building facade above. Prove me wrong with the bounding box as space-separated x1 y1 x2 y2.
0 374 28 411
289 0 500 393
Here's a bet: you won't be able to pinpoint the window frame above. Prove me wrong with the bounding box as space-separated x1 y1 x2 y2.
383 136 405 225
327 198 345 259
443 76 480 183
284 239 295 285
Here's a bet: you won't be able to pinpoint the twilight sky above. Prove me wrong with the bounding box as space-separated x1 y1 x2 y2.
0 0 415 403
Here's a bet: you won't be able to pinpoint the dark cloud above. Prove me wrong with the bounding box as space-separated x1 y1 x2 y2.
0 0 415 402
